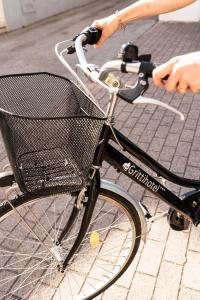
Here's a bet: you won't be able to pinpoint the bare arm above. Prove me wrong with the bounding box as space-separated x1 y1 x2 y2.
117 0 196 23
93 0 196 47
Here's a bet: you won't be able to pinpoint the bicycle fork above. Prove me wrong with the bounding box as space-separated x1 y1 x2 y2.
56 170 101 272
3 170 100 272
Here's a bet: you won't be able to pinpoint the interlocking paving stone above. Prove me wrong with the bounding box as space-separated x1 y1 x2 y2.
163 230 189 265
178 287 200 300
182 250 200 291
127 272 156 300
153 261 182 300
137 239 165 276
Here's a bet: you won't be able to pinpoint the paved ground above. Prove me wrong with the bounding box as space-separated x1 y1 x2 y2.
0 0 200 299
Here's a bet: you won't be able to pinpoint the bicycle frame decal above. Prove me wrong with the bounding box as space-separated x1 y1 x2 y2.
111 127 200 189
105 144 168 197
122 162 165 193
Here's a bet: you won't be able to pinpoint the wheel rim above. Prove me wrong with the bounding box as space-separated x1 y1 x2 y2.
0 192 138 300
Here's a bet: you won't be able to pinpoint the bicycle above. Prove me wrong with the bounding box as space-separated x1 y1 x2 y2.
0 27 199 300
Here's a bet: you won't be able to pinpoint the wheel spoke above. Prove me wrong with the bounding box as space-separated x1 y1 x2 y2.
25 206 53 241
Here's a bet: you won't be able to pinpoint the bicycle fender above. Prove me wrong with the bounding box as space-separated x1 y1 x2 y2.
101 179 148 242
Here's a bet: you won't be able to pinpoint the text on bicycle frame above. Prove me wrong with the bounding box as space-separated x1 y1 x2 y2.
123 162 165 193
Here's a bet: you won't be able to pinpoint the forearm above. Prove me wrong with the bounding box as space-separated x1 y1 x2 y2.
118 0 196 23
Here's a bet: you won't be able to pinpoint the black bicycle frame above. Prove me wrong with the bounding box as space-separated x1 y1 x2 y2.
1 120 200 270
94 124 200 225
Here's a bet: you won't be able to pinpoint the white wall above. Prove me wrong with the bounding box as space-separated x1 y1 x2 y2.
0 0 5 27
2 0 93 31
159 0 200 22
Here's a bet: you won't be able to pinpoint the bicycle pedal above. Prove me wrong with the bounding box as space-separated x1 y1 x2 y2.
167 208 190 231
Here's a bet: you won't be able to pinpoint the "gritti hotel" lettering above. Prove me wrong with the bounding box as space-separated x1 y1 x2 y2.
123 162 165 193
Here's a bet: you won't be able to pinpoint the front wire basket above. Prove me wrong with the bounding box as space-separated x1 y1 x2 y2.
0 72 106 196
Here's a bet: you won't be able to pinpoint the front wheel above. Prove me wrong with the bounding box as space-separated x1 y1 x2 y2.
0 188 142 300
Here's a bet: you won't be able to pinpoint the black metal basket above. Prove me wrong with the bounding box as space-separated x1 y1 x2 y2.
0 73 106 196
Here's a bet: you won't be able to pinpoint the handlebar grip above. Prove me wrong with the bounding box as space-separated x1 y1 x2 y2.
83 27 102 45
140 62 169 81
149 63 169 81
139 61 157 78
68 27 102 54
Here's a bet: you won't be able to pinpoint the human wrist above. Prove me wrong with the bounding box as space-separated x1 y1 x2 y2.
114 10 126 30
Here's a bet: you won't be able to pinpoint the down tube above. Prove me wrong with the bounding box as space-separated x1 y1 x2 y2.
104 144 194 219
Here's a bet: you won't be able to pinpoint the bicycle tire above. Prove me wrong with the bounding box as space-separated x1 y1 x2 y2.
0 187 142 300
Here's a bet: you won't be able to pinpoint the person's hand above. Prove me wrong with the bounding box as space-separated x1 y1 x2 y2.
92 14 119 48
153 52 200 94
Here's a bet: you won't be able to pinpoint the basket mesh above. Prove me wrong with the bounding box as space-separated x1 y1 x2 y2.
0 73 106 195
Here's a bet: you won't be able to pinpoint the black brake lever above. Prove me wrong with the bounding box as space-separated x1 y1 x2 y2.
117 82 148 103
118 61 155 103
117 62 170 103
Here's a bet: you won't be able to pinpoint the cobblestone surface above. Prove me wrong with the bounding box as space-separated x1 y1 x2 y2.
0 0 200 299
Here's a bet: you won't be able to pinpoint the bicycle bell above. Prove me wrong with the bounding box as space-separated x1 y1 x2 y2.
118 42 139 62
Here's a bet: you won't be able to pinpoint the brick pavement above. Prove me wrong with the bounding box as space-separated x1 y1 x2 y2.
101 22 200 300
0 0 200 299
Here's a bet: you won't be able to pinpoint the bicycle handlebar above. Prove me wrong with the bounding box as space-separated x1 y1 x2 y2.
55 27 184 121
74 29 159 101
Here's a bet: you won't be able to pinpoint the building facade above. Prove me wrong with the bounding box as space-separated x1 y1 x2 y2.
0 0 199 32
1 0 94 31
159 0 200 22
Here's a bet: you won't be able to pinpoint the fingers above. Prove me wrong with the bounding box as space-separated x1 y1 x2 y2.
153 58 189 94
92 20 107 48
189 85 200 93
92 16 118 48
188 77 200 93
153 61 174 88
177 81 188 94
164 67 180 92
92 20 103 32
155 67 187 94
153 53 200 95
93 34 106 48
